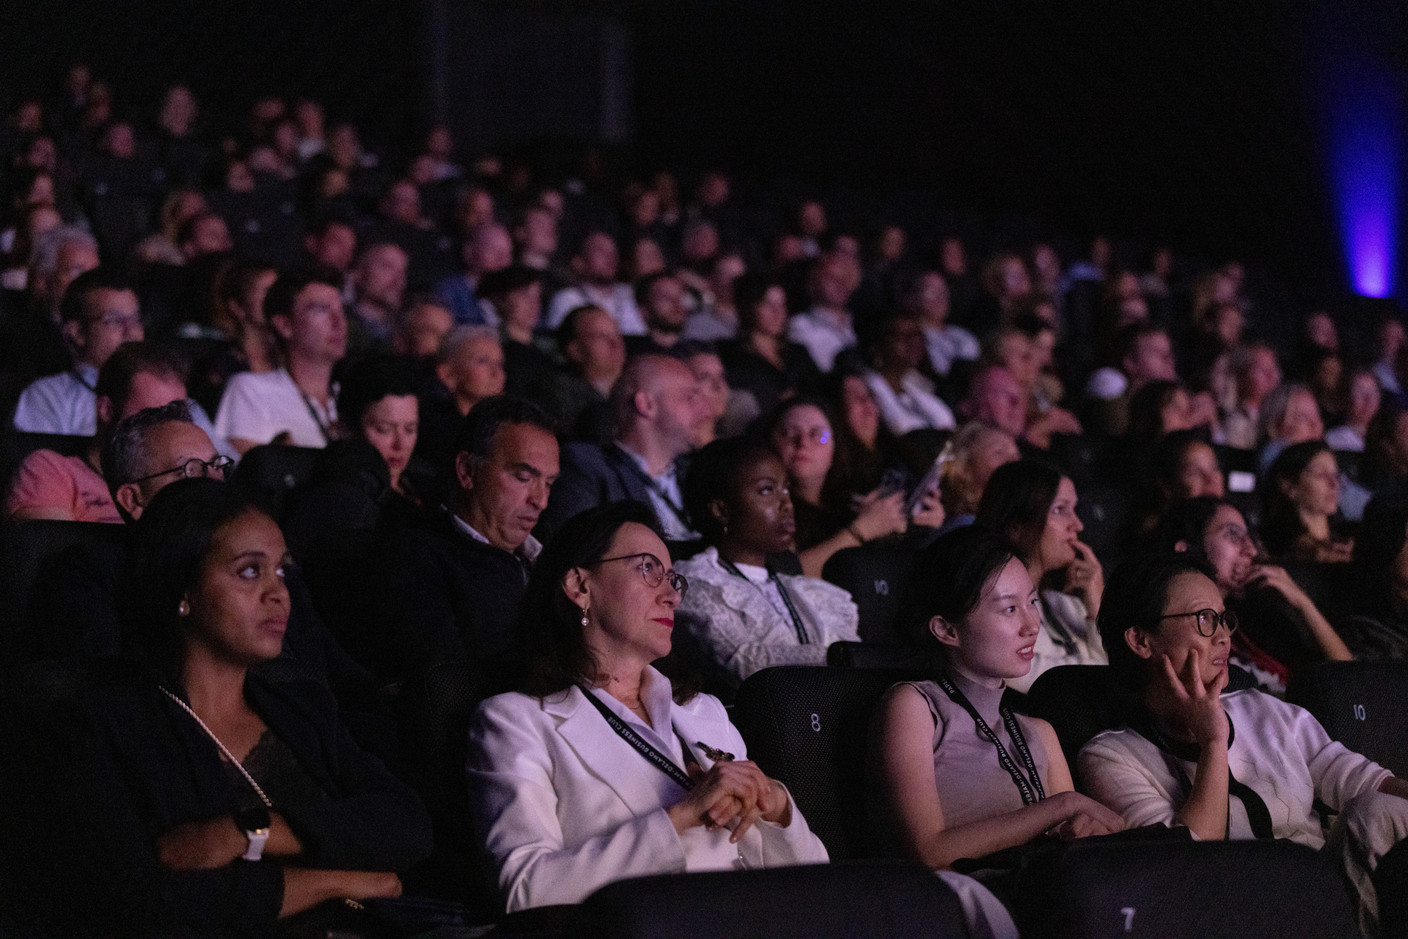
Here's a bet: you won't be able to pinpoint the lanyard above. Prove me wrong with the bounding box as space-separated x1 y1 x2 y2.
936 672 1046 806
298 390 333 444
718 558 809 645
1132 710 1274 840
582 690 695 792
612 445 691 529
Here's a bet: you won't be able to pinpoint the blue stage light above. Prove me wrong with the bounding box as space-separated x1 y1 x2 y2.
1326 65 1401 298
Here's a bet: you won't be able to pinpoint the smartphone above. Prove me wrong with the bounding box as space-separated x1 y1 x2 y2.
904 440 956 516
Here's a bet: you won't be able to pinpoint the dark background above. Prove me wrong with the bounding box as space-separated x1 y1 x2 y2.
3 0 1406 307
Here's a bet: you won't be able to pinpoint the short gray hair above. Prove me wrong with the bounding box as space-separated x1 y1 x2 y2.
102 400 195 491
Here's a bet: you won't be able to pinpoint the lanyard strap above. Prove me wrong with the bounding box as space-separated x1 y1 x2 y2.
718 558 809 644
936 672 1046 806
298 390 333 444
612 445 691 529
1135 711 1274 840
582 689 694 792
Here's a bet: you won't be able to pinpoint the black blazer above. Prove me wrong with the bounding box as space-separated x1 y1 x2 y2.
371 508 533 679
536 441 691 542
24 669 432 938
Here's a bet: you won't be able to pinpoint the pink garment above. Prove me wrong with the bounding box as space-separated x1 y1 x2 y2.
4 449 122 523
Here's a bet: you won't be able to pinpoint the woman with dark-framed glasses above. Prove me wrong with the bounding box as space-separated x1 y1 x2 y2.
465 500 828 913
1079 554 1408 934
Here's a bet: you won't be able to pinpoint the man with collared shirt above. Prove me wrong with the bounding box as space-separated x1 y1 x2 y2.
787 251 861 373
13 267 143 435
373 396 560 680
539 354 709 544
214 268 347 453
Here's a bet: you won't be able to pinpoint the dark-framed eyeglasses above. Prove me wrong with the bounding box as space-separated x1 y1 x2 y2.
584 552 688 598
130 455 234 486
1159 607 1239 638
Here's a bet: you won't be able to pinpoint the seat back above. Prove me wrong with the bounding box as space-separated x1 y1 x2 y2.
1287 661 1408 777
731 666 912 860
395 661 498 917
1014 839 1357 938
825 640 927 671
582 861 967 939
228 444 321 522
0 520 125 661
821 544 917 644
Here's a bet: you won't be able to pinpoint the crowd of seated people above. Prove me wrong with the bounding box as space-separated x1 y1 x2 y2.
9 64 1408 934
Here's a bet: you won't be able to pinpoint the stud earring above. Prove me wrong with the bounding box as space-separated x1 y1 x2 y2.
178 600 190 617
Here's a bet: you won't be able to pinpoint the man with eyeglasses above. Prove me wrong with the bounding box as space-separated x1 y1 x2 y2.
5 343 190 523
102 401 228 523
12 266 144 435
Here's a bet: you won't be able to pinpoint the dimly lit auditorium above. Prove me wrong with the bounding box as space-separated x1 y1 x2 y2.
3 2 1408 936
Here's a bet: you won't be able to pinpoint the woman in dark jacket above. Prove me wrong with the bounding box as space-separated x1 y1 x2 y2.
23 478 431 937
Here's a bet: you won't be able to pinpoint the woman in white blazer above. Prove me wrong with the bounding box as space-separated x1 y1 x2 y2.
465 501 828 913
676 437 861 692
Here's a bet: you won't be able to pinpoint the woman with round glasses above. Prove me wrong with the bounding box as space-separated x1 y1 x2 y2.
764 396 910 577
1079 553 1408 933
1155 496 1351 694
466 500 828 913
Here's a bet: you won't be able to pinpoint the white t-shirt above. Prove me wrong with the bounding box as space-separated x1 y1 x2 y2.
214 368 335 449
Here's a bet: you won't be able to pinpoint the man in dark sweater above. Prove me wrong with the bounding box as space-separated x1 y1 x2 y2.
373 396 559 679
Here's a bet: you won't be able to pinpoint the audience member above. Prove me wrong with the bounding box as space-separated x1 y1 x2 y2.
1155 496 1351 694
676 438 860 691
861 309 958 436
346 241 408 357
626 270 689 356
536 304 625 442
1260 440 1352 563
871 525 1122 873
214 268 347 452
1080 553 1408 934
1222 342 1282 450
373 396 558 678
18 478 430 935
465 501 828 912
1326 369 1381 453
545 230 647 335
718 271 821 417
541 354 707 543
975 460 1107 691
787 252 860 372
6 342 191 522
13 266 143 434
905 269 979 380
435 223 513 325
1340 493 1408 659
939 422 1021 529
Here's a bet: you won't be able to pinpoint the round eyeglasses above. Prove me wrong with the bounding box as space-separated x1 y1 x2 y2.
131 455 234 486
1158 607 1239 638
584 552 688 598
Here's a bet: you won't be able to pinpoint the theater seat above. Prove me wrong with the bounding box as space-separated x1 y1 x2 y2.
0 520 125 663
1287 661 1408 777
821 543 917 644
825 640 927 671
731 666 912 860
581 861 968 939
1013 839 1357 939
228 444 321 522
395 661 498 919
